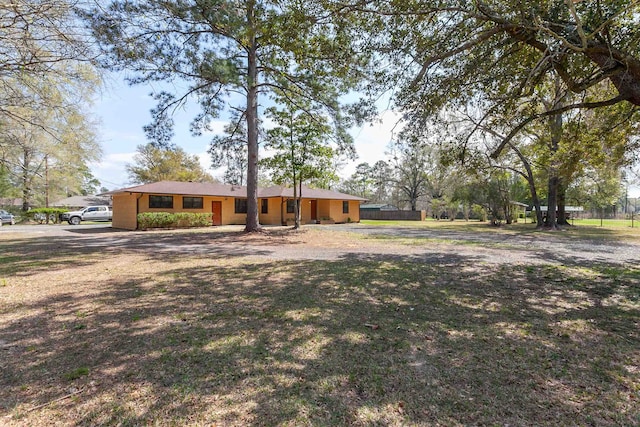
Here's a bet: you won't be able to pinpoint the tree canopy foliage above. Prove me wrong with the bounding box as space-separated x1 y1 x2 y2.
0 1 103 209
357 1 640 156
126 144 215 184
1 0 98 130
208 113 249 186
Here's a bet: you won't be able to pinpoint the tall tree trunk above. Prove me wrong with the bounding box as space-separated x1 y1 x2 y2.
545 105 563 229
546 175 558 228
557 178 570 226
244 1 260 232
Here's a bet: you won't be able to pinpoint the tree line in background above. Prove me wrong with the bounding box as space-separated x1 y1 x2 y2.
2 1 640 230
0 1 104 210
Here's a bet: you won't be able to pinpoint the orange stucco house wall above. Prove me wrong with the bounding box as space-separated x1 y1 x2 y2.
106 181 366 230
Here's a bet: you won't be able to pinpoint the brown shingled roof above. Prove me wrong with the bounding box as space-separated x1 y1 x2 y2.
102 181 247 197
102 181 366 201
51 195 112 207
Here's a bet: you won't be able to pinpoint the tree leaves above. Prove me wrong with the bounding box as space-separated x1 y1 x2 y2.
126 144 215 184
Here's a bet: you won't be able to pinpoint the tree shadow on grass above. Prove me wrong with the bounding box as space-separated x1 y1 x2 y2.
0 250 638 425
0 232 277 278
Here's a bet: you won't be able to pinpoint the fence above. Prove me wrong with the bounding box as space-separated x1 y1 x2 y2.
360 210 426 221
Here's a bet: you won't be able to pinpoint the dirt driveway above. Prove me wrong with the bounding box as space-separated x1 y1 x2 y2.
3 223 639 268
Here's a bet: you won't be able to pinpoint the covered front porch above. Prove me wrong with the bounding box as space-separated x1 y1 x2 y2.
259 197 360 225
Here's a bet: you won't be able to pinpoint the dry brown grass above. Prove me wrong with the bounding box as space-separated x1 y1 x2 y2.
0 226 638 426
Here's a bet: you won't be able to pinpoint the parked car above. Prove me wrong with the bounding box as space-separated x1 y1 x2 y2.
0 209 16 225
60 206 113 225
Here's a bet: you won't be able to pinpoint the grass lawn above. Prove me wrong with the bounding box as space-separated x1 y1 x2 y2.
362 217 640 229
361 218 640 241
0 226 638 426
571 218 640 228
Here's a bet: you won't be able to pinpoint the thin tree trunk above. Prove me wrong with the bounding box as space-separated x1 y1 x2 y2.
507 142 543 227
293 172 299 229
297 178 303 228
22 148 31 212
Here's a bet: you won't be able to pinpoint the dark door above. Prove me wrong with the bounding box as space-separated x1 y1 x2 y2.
211 201 222 226
310 200 317 221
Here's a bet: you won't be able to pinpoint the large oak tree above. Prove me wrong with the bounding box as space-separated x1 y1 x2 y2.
357 1 640 156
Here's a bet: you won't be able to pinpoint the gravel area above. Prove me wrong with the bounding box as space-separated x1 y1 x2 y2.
2 223 639 268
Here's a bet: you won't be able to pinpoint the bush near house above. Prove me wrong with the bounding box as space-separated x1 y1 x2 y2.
137 212 213 229
24 208 69 224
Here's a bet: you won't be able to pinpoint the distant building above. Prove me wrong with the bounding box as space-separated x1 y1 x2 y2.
527 205 584 219
533 206 584 213
359 204 399 211
0 198 22 208
50 195 112 209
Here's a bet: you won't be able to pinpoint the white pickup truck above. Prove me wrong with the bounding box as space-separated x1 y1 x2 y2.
61 206 113 225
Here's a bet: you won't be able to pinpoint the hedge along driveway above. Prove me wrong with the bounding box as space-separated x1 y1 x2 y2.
0 225 638 426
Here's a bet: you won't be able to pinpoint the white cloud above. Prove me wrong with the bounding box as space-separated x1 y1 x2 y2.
195 151 221 175
199 119 229 136
90 152 136 190
100 130 146 145
101 152 137 164
342 110 404 178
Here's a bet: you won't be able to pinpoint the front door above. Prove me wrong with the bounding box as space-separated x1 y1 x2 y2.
310 200 317 221
211 201 222 226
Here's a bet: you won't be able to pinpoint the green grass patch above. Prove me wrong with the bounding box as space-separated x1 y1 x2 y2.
360 218 640 242
63 367 89 381
572 218 640 228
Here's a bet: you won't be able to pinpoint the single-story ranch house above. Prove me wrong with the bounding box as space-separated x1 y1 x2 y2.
104 181 367 230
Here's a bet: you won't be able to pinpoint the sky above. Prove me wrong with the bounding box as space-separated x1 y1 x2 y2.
90 74 401 191
90 74 640 198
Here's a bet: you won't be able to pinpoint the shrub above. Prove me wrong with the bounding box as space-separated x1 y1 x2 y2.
137 212 212 229
24 207 69 224
173 212 213 227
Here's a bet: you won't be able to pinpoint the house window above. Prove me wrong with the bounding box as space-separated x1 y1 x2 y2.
261 199 268 214
343 201 349 214
149 195 173 209
183 197 203 209
235 198 247 214
286 199 295 214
